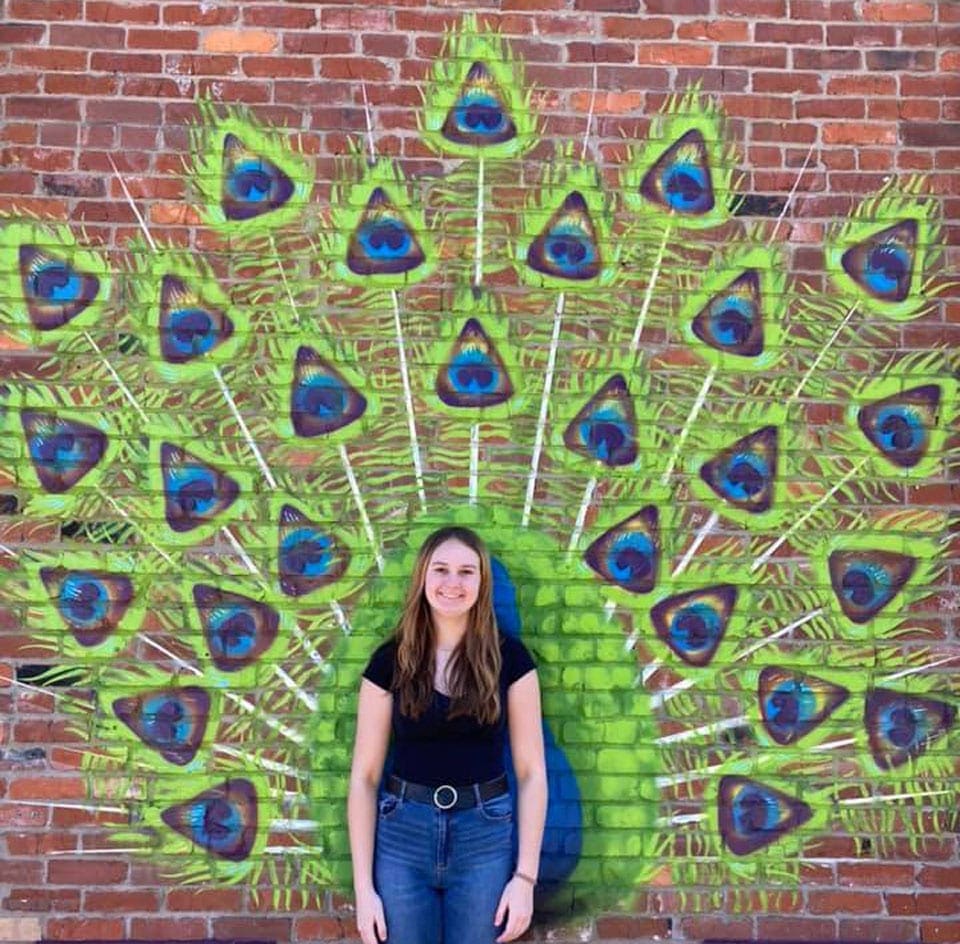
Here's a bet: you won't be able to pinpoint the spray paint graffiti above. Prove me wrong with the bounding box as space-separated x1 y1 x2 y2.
1 15 957 914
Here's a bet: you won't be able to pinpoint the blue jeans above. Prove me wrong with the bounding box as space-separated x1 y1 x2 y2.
373 786 514 944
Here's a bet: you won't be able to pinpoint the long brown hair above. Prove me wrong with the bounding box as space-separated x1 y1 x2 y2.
393 526 502 724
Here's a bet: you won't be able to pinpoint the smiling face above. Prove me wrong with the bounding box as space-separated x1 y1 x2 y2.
423 538 482 627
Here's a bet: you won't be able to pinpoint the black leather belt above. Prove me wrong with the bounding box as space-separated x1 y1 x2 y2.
386 773 508 811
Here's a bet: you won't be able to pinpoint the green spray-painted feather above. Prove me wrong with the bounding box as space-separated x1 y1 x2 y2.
187 98 314 238
419 14 538 159
0 220 113 348
825 176 945 321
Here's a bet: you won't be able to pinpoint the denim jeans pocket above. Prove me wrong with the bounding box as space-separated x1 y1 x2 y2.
477 791 513 823
377 793 402 821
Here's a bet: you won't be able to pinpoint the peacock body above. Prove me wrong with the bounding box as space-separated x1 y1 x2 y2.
1 15 958 917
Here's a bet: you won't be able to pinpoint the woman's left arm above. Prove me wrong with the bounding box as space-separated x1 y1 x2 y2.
495 670 547 943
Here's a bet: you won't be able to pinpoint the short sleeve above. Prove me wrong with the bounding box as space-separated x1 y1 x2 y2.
500 634 536 688
362 640 396 692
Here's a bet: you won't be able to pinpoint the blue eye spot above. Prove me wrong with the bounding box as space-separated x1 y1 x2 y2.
840 219 917 304
527 191 602 282
691 270 764 357
865 689 955 770
662 162 710 214
718 776 812 855
563 375 637 468
277 505 349 599
161 779 258 860
346 188 425 277
437 319 513 410
59 574 109 627
441 62 516 147
32 262 82 302
221 134 295 222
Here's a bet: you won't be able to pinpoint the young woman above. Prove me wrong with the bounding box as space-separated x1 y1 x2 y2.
348 526 547 944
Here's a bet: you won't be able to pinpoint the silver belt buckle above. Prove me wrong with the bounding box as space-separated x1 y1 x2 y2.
433 784 458 810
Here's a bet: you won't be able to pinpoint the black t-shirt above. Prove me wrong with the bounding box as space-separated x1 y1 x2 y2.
362 632 536 787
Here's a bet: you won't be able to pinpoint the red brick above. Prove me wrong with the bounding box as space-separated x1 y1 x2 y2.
903 123 960 147
718 0 786 13
129 918 208 939
319 58 392 81
794 47 862 69
87 100 162 124
167 886 246 911
326 6 395 30
164 54 239 75
47 859 128 885
596 916 672 938
644 0 710 11
797 97 866 118
8 0 80 19
680 917 754 940
918 866 960 888
863 1 935 21
724 94 794 119
867 48 935 70
756 918 841 940
127 27 199 49
828 75 897 95
839 862 916 886
574 0 640 10
85 1 158 23
867 99 900 119
283 31 355 55
753 70 822 93
362 33 411 58
44 73 120 96
0 23 47 43
49 23 125 47
568 41 636 63
0 74 42 94
808 890 884 914
676 18 749 41
8 776 85 801
4 887 81 912
163 2 237 25
719 45 787 67
839 919 919 942
603 16 674 39
45 918 125 942
823 121 897 145
755 21 823 42
212 918 293 940
791 0 857 17
827 24 898 45
11 48 89 71
638 43 712 65
83 889 161 911
294 917 345 940
0 860 45 883
915 895 960 916
195 78 271 104
6 96 80 121
90 51 163 73
901 74 960 97
922 922 960 944
242 4 317 28
121 75 193 97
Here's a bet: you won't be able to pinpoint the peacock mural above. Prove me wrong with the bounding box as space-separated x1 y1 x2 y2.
1 16 958 917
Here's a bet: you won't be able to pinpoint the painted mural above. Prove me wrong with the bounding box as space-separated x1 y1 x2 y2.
1 17 957 915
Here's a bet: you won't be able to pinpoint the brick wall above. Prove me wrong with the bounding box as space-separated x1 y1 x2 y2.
1 2 958 943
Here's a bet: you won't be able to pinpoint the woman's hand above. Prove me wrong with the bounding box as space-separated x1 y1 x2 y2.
355 887 387 944
494 875 534 942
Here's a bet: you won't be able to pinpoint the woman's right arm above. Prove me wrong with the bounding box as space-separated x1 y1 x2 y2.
347 678 394 944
